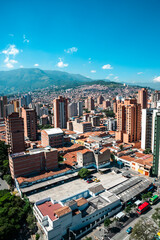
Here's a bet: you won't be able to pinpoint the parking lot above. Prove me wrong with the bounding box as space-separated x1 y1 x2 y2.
28 171 127 203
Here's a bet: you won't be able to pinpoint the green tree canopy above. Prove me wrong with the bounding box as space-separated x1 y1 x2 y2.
130 217 158 240
104 218 112 227
78 168 90 178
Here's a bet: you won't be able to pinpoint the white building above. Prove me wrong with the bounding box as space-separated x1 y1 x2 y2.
33 187 121 240
77 101 83 116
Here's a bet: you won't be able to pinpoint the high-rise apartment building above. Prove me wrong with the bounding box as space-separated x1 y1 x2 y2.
0 96 7 118
97 95 104 105
152 111 160 177
6 112 25 153
53 96 68 129
68 102 78 118
21 108 37 140
77 101 83 116
141 108 154 150
138 88 148 109
116 99 141 143
85 97 94 111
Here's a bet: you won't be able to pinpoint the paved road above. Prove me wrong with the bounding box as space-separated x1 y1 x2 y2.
0 178 9 190
112 202 160 240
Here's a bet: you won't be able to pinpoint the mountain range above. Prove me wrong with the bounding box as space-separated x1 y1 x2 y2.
0 68 122 94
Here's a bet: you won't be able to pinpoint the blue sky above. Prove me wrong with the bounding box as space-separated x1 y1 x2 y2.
1 0 160 84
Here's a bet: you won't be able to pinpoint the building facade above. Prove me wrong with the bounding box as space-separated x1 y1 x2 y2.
21 108 37 141
6 112 25 154
53 96 68 128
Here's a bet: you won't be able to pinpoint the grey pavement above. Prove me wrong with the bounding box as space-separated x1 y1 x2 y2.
0 177 9 190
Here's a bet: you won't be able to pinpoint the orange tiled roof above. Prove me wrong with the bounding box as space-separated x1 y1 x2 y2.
54 206 71 217
75 197 88 206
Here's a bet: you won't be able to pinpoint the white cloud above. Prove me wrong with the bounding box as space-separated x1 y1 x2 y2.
114 76 119 81
23 34 29 43
2 44 19 56
91 70 96 73
6 63 14 68
153 76 160 82
34 63 39 67
56 58 68 68
10 59 18 63
102 64 113 70
2 45 19 68
4 57 9 63
64 47 78 54
88 58 92 64
137 72 143 75
106 73 114 79
20 65 24 68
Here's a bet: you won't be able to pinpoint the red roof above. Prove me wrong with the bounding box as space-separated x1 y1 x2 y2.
37 201 62 221
138 202 149 210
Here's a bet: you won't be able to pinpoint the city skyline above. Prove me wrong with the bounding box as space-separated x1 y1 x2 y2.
1 0 160 86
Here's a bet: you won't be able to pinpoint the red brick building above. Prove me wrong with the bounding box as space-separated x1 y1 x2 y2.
41 128 64 148
9 147 58 178
53 96 68 129
21 107 37 140
6 112 25 153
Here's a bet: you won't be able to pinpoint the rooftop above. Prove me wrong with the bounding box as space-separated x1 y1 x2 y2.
43 128 63 135
37 201 62 221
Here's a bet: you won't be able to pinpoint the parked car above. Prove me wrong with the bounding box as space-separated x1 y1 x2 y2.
95 179 100 182
126 226 132 234
87 180 93 183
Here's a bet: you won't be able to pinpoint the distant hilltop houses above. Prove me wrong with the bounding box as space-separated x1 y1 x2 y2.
0 85 159 239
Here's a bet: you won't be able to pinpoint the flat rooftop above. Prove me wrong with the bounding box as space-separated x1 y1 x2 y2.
28 171 127 203
43 128 63 135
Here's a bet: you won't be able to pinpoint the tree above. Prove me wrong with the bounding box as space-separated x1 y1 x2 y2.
152 208 160 227
130 217 158 240
111 153 116 162
0 190 36 240
84 238 92 240
78 168 90 178
124 205 132 214
36 233 40 240
119 144 124 151
3 174 13 186
142 192 152 201
143 148 152 154
104 218 112 228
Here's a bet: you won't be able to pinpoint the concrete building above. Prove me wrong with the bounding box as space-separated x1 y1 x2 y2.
35 103 41 117
85 97 94 111
97 95 104 105
9 147 58 179
67 119 92 133
116 99 141 143
138 88 147 109
68 102 78 118
21 108 37 141
141 108 154 150
19 94 32 107
4 104 14 117
106 118 117 131
53 96 68 129
33 188 121 240
103 100 111 109
40 106 49 117
91 116 100 127
6 112 25 154
40 115 49 125
152 111 160 177
77 101 83 116
41 128 64 148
